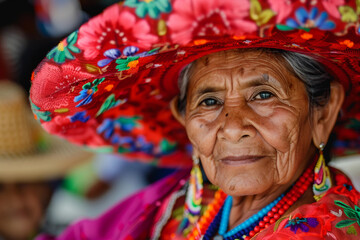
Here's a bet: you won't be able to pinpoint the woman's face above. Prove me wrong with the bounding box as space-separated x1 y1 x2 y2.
183 50 317 197
0 182 52 240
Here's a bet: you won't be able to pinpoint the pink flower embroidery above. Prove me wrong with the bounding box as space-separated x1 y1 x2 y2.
78 4 158 60
269 0 344 23
30 63 95 110
322 0 344 19
43 116 107 147
167 0 257 44
268 0 294 23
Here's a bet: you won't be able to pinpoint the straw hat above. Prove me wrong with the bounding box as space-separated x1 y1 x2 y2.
0 80 93 182
29 0 360 167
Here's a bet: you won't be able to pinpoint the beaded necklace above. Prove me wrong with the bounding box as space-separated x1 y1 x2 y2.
186 165 314 240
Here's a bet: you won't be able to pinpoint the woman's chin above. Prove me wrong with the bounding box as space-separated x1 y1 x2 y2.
212 160 275 196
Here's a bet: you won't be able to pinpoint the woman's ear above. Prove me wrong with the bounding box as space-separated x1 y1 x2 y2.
312 81 345 147
170 96 186 126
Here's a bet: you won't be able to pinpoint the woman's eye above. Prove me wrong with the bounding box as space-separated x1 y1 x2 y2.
200 98 220 106
254 91 273 100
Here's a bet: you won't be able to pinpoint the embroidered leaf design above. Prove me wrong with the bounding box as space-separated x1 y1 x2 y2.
96 94 118 117
334 200 353 210
85 64 101 73
276 24 295 31
336 219 357 228
82 82 92 90
115 56 139 72
30 101 52 122
347 225 357 235
344 208 358 219
274 216 288 231
355 205 360 212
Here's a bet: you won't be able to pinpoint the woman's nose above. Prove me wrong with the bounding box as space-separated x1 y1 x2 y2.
218 109 256 143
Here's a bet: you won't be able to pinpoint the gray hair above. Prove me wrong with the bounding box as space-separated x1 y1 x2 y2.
177 48 334 114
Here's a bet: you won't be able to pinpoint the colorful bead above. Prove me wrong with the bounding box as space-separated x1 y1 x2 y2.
187 163 315 240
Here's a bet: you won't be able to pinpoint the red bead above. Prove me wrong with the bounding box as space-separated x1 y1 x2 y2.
263 216 270 222
283 204 290 210
267 211 274 217
278 208 285 215
265 223 270 228
271 207 278 212
270 218 276 224
244 237 250 240
299 188 305 194
287 200 294 205
254 226 260 232
259 221 265 228
249 231 255 237
292 196 298 201
278 199 285 205
274 213 280 220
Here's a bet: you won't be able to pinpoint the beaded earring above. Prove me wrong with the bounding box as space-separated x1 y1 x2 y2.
178 155 204 234
313 142 332 201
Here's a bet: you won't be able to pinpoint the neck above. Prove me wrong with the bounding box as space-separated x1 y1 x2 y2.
228 160 316 230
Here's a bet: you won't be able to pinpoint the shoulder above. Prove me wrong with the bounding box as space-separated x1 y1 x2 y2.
253 168 360 239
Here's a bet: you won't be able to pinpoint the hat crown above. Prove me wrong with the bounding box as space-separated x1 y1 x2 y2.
0 81 39 157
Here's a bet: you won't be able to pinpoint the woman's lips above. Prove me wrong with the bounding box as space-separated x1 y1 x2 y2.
219 155 265 165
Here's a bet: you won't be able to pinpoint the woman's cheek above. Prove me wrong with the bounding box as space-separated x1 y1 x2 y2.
186 112 220 157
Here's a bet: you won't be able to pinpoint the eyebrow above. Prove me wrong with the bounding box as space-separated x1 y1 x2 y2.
194 73 274 97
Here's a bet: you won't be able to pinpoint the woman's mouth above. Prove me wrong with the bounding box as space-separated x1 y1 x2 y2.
219 155 265 165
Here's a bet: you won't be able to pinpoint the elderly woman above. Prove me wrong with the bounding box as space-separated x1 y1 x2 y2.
30 0 360 239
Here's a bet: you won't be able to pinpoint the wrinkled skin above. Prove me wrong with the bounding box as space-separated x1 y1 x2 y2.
0 182 53 240
171 49 344 227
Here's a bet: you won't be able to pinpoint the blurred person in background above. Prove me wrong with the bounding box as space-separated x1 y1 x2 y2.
0 80 93 240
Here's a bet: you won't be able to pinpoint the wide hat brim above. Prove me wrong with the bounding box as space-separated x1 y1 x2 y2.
30 0 360 167
0 135 94 182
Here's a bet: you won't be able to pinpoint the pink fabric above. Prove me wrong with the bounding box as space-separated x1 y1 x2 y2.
36 169 189 240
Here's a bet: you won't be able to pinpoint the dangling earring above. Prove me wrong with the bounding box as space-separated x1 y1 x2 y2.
177 155 203 234
313 142 332 201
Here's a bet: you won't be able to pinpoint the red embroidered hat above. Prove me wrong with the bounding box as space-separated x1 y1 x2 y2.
30 0 360 167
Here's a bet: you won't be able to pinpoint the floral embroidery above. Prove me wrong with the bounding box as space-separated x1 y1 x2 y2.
69 111 90 123
284 216 319 234
30 100 52 122
97 117 142 152
115 56 140 72
30 63 95 110
98 49 122 67
74 78 105 107
42 116 107 147
339 5 358 23
124 0 172 19
268 0 293 23
167 0 257 44
78 4 158 60
250 0 275 26
97 46 140 67
334 200 360 228
322 0 344 19
47 31 80 63
278 7 336 31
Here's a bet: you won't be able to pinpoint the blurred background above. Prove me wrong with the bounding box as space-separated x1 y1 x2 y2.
0 0 359 239
0 1 177 239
